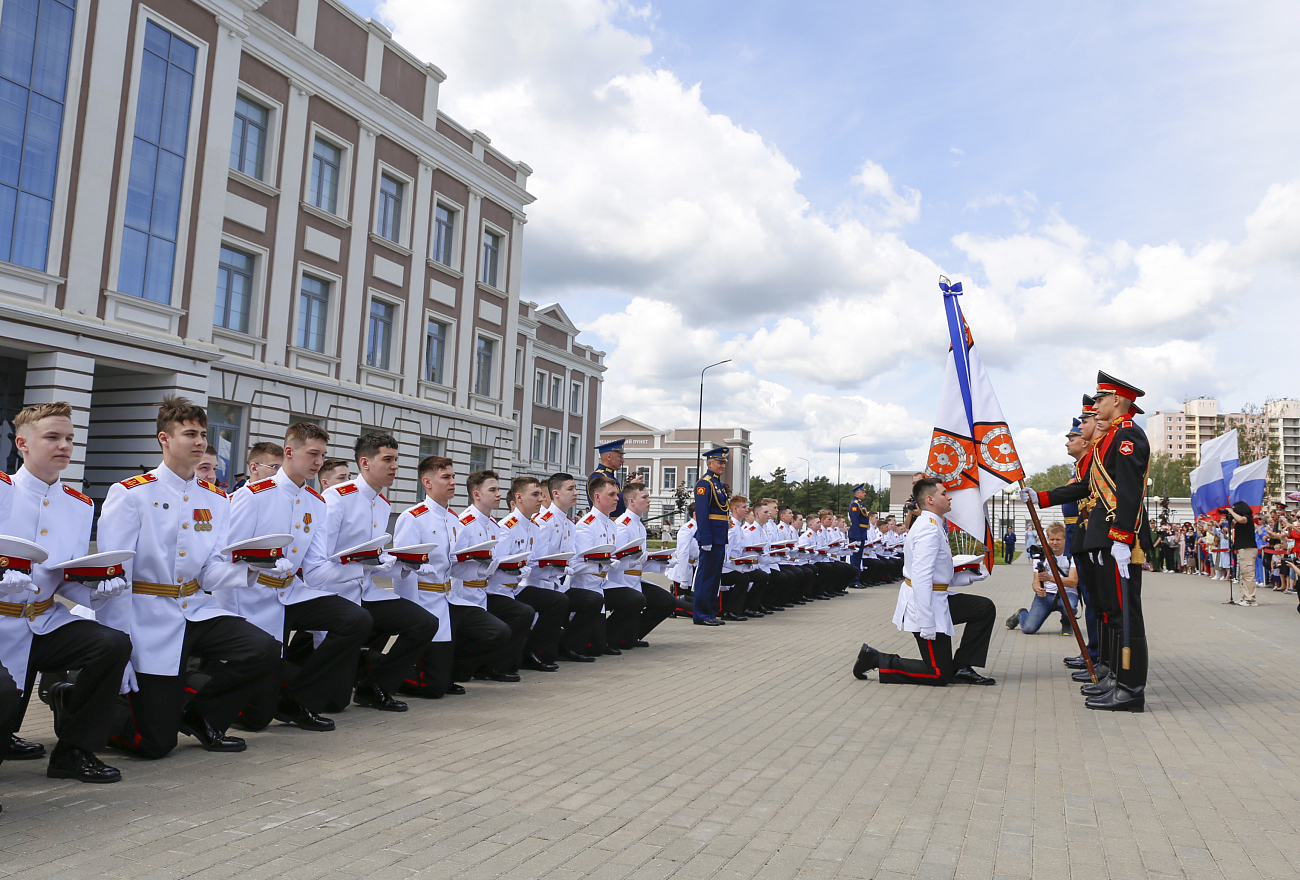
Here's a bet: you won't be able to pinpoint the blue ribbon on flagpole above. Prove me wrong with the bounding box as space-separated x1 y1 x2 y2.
939 278 975 433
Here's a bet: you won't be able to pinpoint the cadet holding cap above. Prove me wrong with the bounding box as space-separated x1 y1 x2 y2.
588 438 626 517
500 475 569 673
98 396 280 759
0 402 132 784
611 483 676 649
527 473 602 663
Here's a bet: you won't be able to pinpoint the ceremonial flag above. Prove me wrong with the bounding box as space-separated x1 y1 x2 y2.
1190 429 1238 517
924 278 1026 570
1228 456 1269 512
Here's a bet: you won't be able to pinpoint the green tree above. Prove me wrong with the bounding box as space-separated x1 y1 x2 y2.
1024 464 1072 491
1148 452 1193 498
748 472 889 516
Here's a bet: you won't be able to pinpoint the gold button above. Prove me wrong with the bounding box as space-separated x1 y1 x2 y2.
42 499 48 506
280 591 285 597
177 578 183 583
295 524 300 529
182 523 189 529
179 551 186 557
296 499 300 505
183 496 188 501
291 548 297 553
34 588 39 594
182 602 187 608
40 529 47 536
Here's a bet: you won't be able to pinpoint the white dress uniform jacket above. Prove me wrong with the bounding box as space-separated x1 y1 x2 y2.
522 504 571 591
98 466 235 676
668 519 698 585
391 497 455 643
490 509 533 597
303 477 397 605
892 510 957 637
611 510 647 592
449 507 499 609
570 508 615 593
742 520 773 573
219 470 333 639
0 467 103 691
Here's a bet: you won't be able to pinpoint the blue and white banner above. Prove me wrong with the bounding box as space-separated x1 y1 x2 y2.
1190 429 1238 517
1228 456 1269 512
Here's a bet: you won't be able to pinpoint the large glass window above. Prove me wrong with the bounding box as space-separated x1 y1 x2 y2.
0 0 76 271
229 95 268 180
213 245 253 333
568 435 580 468
570 381 583 415
366 298 393 371
548 430 560 464
481 229 500 287
469 444 489 472
433 204 454 266
686 467 699 485
550 376 562 409
662 466 677 489
531 427 543 461
297 275 328 352
534 369 546 404
207 400 242 489
118 21 196 303
377 173 403 242
474 336 494 397
309 137 340 213
424 318 447 384
419 436 443 458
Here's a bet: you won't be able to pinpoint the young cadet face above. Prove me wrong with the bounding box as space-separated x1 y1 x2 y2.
626 487 651 518
360 445 399 490
320 464 351 488
552 479 578 511
515 482 546 518
286 438 327 481
731 499 749 521
1080 416 1097 442
473 477 501 513
781 509 793 525
195 453 219 484
159 419 208 471
755 504 771 525
423 465 456 506
16 414 74 483
592 482 619 515
248 455 283 482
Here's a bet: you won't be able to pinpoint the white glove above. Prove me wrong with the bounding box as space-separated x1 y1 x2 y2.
417 562 440 577
0 569 32 593
920 628 937 641
476 559 498 580
272 556 298 577
1018 488 1036 506
1111 541 1132 570
701 545 713 552
95 576 127 599
951 570 977 589
120 661 138 694
373 552 398 574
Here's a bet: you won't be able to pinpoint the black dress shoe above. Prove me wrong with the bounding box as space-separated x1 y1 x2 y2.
1085 683 1144 712
631 640 650 648
472 669 522 682
46 747 121 784
1063 655 1087 669
8 733 45 760
601 647 622 656
446 683 467 695
721 612 748 621
179 706 247 752
852 644 880 680
693 617 724 626
353 682 409 711
522 653 560 672
558 648 596 662
274 697 336 731
952 667 996 685
1080 674 1115 696
1072 662 1110 683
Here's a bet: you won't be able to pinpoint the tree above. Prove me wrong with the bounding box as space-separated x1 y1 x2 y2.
1024 464 1072 492
1148 452 1193 498
748 473 889 516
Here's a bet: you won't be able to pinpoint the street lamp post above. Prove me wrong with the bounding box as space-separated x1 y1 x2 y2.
836 433 858 512
797 456 810 513
876 462 894 511
696 359 732 476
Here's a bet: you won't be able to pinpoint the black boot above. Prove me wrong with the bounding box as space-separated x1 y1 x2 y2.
1085 682 1144 712
1080 673 1115 696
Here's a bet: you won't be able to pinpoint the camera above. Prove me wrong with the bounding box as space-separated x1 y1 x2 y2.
1027 544 1047 572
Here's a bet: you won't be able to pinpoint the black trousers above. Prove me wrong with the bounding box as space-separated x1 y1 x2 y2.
1089 550 1147 689
561 588 607 654
111 616 280 758
0 621 131 761
638 582 676 640
449 603 511 680
404 640 455 697
0 661 19 761
517 586 569 660
239 596 373 729
359 597 439 692
743 571 771 612
719 571 750 614
485 594 536 673
604 586 646 648
876 593 997 686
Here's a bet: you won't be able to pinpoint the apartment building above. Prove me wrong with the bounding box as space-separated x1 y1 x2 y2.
1148 398 1268 462
597 417 752 527
0 0 601 510
1266 399 1300 497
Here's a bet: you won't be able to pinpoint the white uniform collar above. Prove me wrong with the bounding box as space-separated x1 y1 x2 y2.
155 463 197 491
14 465 57 495
622 509 641 524
354 477 382 502
274 467 301 497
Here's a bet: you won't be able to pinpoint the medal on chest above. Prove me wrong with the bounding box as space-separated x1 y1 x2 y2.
303 512 312 533
193 509 213 532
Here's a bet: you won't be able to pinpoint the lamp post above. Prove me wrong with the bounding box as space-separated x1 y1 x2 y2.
696 359 732 475
876 462 894 511
836 433 858 512
797 456 810 513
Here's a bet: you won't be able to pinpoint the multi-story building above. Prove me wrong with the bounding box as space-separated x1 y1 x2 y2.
0 0 601 511
1266 399 1300 498
1149 398 1269 463
597 417 751 527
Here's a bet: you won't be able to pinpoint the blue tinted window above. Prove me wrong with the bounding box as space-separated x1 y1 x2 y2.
118 20 195 303
0 0 74 270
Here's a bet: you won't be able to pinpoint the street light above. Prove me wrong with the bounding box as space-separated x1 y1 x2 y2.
877 462 894 511
836 433 858 511
696 359 732 475
797 456 810 513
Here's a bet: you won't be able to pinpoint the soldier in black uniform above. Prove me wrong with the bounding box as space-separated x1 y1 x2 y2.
588 438 626 518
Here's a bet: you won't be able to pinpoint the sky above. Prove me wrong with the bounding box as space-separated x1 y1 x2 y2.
347 0 1300 485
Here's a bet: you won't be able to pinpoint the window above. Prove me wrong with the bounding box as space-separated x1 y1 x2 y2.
550 376 562 409
662 466 677 490
230 95 268 180
433 204 455 266
297 274 328 352
424 319 447 384
289 412 322 428
531 428 544 461
309 137 340 213
481 229 500 287
118 22 197 302
534 370 547 404
616 466 628 485
419 436 443 458
570 381 583 415
636 466 650 485
207 401 242 488
214 245 253 333
469 444 489 472
0 0 75 270
474 337 494 397
366 299 393 371
513 348 523 386
376 173 403 242
568 435 580 468
686 466 699 485
548 430 560 463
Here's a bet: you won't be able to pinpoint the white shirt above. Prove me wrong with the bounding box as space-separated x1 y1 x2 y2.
611 509 648 592
669 519 698 584
741 520 772 572
490 508 535 597
391 496 455 642
570 508 615 593
892 510 957 637
97 465 236 675
523 503 572 591
449 506 499 609
303 477 397 605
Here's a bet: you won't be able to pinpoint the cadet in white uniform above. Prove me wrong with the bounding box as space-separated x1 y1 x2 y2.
610 483 676 648
222 423 371 732
0 402 131 783
99 396 279 758
570 476 620 654
853 478 997 686
447 470 520 682
528 473 601 663
304 432 439 713
500 475 567 671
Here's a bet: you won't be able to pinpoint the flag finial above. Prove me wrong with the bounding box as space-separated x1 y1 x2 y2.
938 276 963 294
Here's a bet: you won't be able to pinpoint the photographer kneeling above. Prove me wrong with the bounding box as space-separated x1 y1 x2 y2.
1006 523 1078 635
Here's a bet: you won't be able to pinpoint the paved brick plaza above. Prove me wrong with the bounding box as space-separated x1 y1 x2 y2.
3 566 1300 880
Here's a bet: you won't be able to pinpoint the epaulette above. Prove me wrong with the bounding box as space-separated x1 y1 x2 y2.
63 484 92 505
198 479 227 498
1121 419 1134 429
540 511 554 522
582 513 596 525
460 511 476 526
0 472 9 485
503 514 519 528
305 485 325 502
120 473 156 489
618 514 632 525
248 478 277 494
336 483 359 496
409 503 429 518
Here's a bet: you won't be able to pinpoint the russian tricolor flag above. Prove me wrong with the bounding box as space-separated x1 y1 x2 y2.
1190 429 1238 517
1229 456 1269 513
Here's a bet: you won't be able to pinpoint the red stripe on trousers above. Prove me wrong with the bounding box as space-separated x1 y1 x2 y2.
881 638 943 679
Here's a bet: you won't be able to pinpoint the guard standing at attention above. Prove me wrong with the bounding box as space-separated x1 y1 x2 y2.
691 446 730 626
587 439 626 518
848 485 869 585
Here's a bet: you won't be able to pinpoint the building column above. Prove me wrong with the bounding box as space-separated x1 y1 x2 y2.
403 159 435 396
264 79 313 367
338 124 377 385
22 352 95 488
454 188 483 408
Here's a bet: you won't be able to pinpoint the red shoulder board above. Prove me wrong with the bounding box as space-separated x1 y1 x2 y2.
336 483 359 496
460 511 476 526
618 514 632 525
503 514 519 528
120 473 157 489
63 484 92 505
379 494 389 504
248 478 277 494
582 513 596 525
1119 440 1135 456
540 511 554 522
409 504 429 518
198 479 227 498
0 472 10 484
305 485 325 502
1121 419 1134 429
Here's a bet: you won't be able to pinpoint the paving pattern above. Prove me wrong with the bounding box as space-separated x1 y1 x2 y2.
3 565 1300 879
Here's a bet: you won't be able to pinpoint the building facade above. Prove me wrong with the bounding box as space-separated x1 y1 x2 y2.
1148 397 1269 463
598 416 751 527
0 0 601 510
